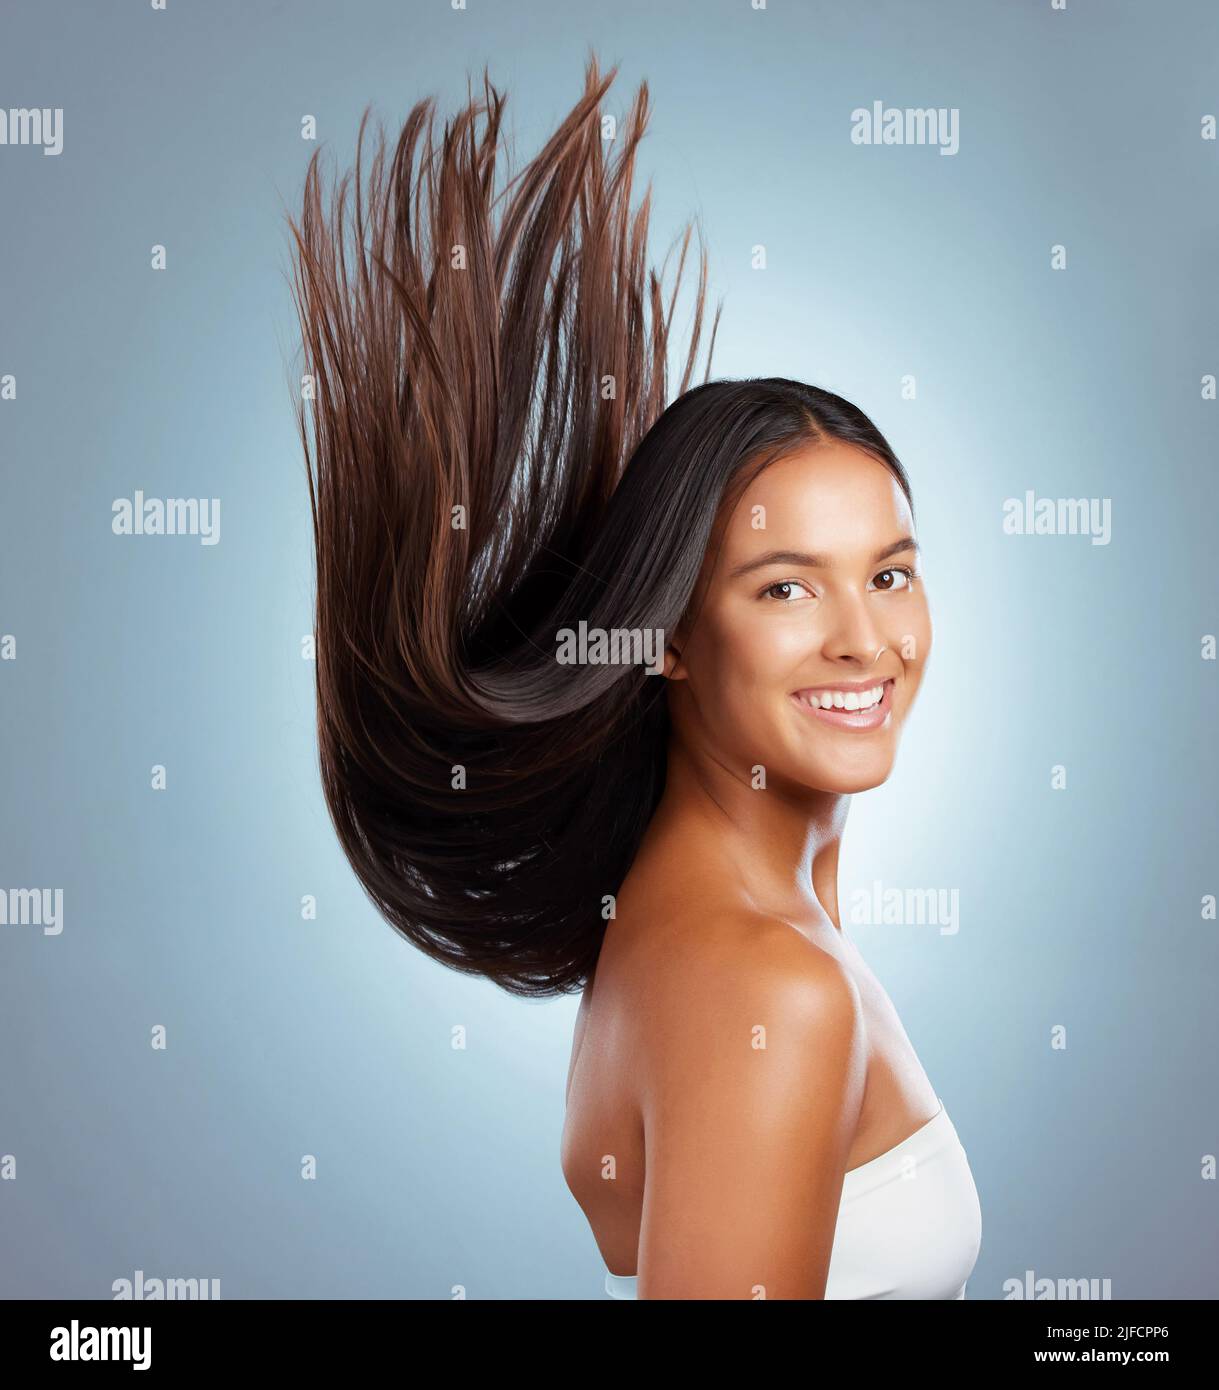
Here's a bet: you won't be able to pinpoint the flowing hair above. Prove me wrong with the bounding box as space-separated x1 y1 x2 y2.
286 53 912 997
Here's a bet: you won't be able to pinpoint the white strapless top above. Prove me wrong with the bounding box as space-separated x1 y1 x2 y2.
604 1097 981 1299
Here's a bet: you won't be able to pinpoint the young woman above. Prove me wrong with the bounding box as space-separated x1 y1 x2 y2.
287 54 982 1301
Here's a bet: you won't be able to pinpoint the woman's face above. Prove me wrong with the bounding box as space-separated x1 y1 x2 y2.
665 438 931 796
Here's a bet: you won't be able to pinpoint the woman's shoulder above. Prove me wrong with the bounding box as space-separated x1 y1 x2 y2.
604 900 864 1057
616 907 866 1143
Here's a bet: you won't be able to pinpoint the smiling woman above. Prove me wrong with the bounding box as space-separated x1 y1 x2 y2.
557 431 981 1301
656 438 932 797
287 51 980 1300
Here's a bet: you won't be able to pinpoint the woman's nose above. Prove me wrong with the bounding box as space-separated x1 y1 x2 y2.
819 591 887 667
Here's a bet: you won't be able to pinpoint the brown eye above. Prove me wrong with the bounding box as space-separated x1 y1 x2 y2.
761 580 811 602
871 567 914 593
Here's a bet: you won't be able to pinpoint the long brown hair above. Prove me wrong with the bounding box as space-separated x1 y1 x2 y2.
286 54 910 996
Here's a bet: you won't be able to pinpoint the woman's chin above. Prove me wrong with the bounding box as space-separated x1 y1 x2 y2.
790 757 895 796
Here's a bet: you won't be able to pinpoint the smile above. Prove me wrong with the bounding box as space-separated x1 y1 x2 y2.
789 678 894 731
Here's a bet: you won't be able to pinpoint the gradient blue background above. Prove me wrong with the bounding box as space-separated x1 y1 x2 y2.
1 0 1215 1299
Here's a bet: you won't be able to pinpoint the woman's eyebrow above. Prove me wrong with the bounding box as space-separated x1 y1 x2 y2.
728 537 919 579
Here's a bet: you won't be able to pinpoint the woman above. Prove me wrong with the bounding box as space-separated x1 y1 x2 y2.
287 53 982 1300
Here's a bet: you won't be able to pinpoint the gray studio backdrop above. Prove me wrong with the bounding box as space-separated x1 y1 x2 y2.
1 0 1215 1299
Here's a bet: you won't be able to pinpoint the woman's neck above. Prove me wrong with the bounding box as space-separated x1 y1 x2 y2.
638 733 851 933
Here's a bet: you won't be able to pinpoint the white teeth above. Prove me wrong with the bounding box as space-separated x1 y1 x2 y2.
804 683 886 712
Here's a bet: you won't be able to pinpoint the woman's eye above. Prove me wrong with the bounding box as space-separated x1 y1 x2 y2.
871 566 916 592
761 579 813 602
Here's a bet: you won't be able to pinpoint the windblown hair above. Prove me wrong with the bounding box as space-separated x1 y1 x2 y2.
287 55 912 997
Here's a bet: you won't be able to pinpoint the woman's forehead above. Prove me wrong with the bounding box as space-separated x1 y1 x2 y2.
718 443 912 553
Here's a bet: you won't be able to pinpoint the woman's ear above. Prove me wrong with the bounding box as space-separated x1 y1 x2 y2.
663 606 694 680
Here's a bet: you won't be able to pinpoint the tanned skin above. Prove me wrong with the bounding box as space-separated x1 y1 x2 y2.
561 439 940 1299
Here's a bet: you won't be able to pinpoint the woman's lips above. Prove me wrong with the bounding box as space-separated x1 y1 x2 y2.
789 678 894 732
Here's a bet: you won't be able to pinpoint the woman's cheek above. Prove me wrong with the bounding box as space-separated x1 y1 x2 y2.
890 604 930 666
744 609 821 666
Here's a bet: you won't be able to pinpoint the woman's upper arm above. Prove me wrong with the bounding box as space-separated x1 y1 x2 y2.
635 929 866 1300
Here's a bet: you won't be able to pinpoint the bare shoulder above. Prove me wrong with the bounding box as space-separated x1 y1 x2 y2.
628 911 869 1297
635 908 864 1025
631 910 866 1118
